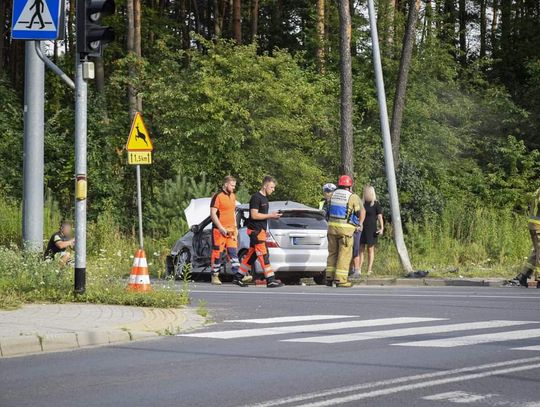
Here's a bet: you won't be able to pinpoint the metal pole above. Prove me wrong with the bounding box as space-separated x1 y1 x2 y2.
367 0 414 273
34 41 75 90
136 164 144 249
22 41 45 252
74 54 87 294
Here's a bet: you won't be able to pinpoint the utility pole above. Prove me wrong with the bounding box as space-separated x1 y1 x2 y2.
22 41 45 252
73 0 115 294
367 0 414 273
74 55 87 295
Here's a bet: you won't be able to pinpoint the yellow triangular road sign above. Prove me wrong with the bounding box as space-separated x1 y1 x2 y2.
126 112 153 151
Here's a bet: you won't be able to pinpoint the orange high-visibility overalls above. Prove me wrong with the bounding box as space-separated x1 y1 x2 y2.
210 191 239 274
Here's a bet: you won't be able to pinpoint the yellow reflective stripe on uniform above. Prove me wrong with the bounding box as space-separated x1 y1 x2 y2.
328 222 356 228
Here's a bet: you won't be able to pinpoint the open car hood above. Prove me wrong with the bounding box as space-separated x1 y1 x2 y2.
184 197 242 228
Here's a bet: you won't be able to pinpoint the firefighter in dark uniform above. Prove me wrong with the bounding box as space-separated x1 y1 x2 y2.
513 187 540 287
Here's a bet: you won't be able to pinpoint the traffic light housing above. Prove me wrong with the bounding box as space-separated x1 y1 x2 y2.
76 0 115 57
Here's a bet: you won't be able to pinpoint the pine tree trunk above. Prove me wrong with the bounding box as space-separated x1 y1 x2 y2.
250 0 258 41
134 0 143 111
458 0 466 64
480 0 486 57
127 0 137 120
339 0 354 176
491 0 498 50
390 0 418 167
233 0 242 42
179 0 189 48
94 57 105 97
500 0 511 83
0 0 6 75
67 0 75 54
214 0 222 37
316 0 325 72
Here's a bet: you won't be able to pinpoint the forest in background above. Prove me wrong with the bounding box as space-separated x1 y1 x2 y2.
0 0 539 275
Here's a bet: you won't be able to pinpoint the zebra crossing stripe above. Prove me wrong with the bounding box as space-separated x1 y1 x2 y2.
395 327 540 348
225 315 357 324
512 345 540 351
282 320 534 344
179 317 443 339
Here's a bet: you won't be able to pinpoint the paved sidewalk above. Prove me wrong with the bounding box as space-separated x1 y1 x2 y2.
0 303 205 358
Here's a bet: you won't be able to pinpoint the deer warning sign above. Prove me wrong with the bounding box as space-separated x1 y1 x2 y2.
126 112 153 152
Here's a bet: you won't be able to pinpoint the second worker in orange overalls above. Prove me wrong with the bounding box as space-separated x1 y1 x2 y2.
239 176 284 288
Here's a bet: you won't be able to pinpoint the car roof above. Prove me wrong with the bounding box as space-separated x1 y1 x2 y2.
237 201 321 212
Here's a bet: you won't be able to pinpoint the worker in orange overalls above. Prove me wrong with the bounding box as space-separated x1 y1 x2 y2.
239 176 284 288
210 175 252 286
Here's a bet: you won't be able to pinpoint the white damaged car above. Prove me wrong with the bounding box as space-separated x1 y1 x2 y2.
165 198 329 284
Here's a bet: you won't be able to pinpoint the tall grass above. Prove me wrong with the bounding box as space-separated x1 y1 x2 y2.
374 203 530 277
0 196 189 309
1 193 532 286
0 192 61 247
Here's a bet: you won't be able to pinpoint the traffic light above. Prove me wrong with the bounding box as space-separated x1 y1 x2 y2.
76 0 115 57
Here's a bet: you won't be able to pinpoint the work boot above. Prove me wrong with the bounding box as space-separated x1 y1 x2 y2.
232 273 248 287
336 281 353 288
267 278 284 288
516 273 528 287
233 278 248 287
326 280 333 287
211 273 222 285
242 274 253 284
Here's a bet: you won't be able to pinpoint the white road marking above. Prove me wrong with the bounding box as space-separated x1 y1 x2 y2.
190 289 540 300
283 320 533 344
512 345 540 351
240 357 540 407
395 328 540 348
178 317 443 339
225 315 357 324
293 362 540 407
422 391 495 403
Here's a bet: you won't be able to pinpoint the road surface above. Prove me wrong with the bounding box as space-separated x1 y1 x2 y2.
2 285 540 407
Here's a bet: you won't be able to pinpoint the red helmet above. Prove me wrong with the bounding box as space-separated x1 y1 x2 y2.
338 175 353 187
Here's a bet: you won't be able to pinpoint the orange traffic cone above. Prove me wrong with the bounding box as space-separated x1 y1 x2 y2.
127 249 151 292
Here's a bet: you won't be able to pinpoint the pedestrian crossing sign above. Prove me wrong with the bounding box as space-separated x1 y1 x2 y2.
126 112 154 152
11 0 63 40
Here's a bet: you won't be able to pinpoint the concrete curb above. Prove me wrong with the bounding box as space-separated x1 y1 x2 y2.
0 306 205 358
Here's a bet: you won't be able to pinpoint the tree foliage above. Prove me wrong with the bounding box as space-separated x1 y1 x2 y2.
0 0 539 241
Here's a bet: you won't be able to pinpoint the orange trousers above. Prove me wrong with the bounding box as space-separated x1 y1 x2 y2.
239 229 275 279
210 228 239 274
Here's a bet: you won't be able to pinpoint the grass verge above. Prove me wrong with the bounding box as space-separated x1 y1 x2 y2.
0 245 190 310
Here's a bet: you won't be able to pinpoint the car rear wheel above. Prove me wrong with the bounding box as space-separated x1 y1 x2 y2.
173 250 191 280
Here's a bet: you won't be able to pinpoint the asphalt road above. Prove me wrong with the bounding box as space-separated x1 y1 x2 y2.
2 285 540 407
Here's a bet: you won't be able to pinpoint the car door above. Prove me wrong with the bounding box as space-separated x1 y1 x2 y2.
192 217 213 266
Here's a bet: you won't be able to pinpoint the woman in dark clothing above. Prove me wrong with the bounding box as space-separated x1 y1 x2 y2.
358 186 384 275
